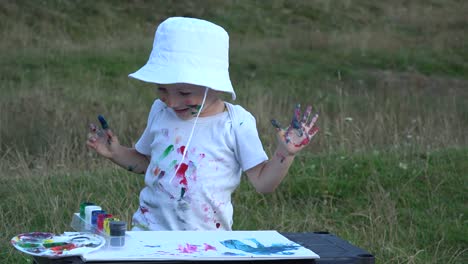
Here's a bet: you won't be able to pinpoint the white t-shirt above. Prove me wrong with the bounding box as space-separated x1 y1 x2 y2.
132 99 268 231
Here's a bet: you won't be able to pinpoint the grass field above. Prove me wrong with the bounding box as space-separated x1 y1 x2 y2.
1 1 467 263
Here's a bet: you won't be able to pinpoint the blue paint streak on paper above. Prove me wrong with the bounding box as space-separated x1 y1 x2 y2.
220 239 300 255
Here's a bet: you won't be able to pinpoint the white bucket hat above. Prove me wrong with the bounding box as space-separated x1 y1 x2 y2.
129 17 236 100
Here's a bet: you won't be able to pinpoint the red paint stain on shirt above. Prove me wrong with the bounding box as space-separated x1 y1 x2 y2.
177 146 186 155
176 163 189 186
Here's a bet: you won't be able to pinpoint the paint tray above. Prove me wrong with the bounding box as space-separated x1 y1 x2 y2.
70 213 128 248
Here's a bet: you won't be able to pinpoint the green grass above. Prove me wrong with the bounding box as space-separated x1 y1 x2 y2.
0 0 467 263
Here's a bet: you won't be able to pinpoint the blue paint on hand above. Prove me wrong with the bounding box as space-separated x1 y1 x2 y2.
271 119 282 129
98 115 109 130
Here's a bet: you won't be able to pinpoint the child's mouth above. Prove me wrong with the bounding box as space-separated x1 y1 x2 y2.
174 108 189 114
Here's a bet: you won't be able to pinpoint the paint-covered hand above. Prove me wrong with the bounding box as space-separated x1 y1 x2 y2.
271 104 319 155
86 116 120 159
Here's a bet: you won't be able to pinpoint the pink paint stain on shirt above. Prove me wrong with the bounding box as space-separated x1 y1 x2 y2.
178 243 198 253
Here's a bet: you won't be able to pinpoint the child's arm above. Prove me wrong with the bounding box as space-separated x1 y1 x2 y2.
87 115 150 174
246 105 319 193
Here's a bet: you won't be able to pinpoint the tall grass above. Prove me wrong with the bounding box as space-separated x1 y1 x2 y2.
1 1 467 263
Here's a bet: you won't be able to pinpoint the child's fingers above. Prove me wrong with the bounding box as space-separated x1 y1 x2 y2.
98 115 109 130
307 113 319 128
105 129 114 138
291 104 301 129
89 123 98 132
308 125 319 137
302 105 312 124
271 119 283 131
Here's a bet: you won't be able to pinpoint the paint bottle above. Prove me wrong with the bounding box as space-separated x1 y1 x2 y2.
91 210 107 227
85 205 102 225
109 221 126 247
97 213 113 232
80 202 95 218
103 217 120 235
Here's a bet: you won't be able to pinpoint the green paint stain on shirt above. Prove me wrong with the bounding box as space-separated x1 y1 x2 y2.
159 145 174 161
168 159 177 169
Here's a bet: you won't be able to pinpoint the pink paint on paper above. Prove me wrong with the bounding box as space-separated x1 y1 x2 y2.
178 243 198 253
204 243 217 251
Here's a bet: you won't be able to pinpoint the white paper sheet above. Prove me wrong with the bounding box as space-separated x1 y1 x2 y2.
83 230 319 261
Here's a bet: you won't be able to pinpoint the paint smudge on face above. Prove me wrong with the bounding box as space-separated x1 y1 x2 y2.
220 239 300 255
188 104 202 115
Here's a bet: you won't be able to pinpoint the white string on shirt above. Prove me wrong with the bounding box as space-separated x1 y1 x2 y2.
169 87 209 184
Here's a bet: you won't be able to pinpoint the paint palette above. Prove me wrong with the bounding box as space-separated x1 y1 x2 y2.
11 232 106 258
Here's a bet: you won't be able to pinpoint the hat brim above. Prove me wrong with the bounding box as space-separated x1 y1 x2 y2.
129 63 236 100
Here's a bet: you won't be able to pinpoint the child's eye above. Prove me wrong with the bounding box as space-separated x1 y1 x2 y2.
179 92 191 96
157 87 168 93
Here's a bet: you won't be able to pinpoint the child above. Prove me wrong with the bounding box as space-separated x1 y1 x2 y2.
87 17 318 231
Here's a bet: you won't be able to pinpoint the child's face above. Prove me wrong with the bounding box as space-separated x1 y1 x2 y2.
157 83 222 120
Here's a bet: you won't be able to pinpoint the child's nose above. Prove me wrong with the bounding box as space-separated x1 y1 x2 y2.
164 95 180 108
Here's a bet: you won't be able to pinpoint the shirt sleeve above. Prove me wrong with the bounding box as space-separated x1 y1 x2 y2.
135 99 165 156
232 106 268 171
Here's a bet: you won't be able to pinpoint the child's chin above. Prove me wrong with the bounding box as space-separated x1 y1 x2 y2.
175 113 193 120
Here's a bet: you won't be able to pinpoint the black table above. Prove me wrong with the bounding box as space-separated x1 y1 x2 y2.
33 232 374 264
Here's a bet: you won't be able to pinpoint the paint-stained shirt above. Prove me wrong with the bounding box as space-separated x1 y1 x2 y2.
133 99 268 231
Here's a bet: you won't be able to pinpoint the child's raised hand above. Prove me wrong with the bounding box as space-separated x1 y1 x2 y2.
86 115 120 159
271 104 319 155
